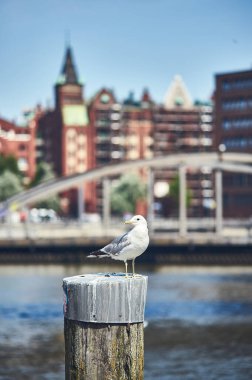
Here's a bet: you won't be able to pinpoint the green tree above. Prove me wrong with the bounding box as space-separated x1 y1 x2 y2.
110 173 146 215
0 170 23 201
30 162 60 212
169 174 192 208
0 156 23 201
30 162 55 187
0 155 21 176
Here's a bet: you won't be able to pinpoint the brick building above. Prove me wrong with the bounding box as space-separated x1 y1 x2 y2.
0 117 36 182
0 46 215 217
36 46 214 216
7 46 252 219
88 88 153 212
153 76 213 217
89 75 213 217
38 47 91 176
37 47 95 212
89 88 123 167
122 90 153 161
214 69 252 218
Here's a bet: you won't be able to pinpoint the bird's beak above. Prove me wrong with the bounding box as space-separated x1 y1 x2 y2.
125 219 133 224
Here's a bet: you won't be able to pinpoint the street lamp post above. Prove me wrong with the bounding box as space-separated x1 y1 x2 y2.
215 144 226 235
147 168 154 234
179 164 187 236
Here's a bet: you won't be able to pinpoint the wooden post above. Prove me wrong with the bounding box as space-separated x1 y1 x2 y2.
179 164 187 236
63 273 148 380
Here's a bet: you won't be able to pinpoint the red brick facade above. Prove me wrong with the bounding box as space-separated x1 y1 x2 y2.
0 117 36 182
1 47 216 217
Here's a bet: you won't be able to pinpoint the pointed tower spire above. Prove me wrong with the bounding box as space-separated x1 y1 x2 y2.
55 46 85 109
164 75 192 109
57 46 79 85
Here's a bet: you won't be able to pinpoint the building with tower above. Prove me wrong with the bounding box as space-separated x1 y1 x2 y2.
37 47 94 212
153 76 213 217
35 46 214 217
0 117 36 182
38 47 90 176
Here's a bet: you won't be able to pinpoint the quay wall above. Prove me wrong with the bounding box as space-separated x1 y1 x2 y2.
0 238 252 265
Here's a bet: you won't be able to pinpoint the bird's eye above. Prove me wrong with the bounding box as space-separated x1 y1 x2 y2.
137 218 140 221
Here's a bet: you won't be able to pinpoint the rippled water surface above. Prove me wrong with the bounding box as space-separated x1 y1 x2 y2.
0 264 252 379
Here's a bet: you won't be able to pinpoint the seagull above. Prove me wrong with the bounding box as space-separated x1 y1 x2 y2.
87 215 149 276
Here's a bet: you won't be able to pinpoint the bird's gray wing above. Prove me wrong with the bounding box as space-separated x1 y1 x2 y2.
101 232 131 256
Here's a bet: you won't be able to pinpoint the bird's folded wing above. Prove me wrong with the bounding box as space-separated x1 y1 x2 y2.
101 232 131 256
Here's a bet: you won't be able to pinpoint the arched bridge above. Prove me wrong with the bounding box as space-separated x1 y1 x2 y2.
1 152 252 237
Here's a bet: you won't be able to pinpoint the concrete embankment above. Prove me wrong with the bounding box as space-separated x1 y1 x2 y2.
1 221 252 264
0 239 252 265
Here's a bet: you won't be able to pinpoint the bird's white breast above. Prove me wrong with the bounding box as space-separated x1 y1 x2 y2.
115 224 149 261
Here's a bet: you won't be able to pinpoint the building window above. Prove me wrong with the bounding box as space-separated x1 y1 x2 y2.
222 78 252 91
222 117 252 130
223 137 252 149
17 157 28 171
19 144 26 151
110 112 120 121
78 150 85 159
222 98 252 111
66 129 77 139
100 94 110 104
67 142 76 153
78 135 86 144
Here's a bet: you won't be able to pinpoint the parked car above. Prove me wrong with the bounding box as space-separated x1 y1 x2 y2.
29 208 58 223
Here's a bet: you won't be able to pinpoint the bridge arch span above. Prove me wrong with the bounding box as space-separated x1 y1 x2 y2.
1 152 252 211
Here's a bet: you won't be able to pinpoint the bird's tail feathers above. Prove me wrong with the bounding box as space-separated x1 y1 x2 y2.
87 250 109 259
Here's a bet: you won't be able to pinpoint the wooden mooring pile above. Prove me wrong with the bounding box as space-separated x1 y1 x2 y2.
63 273 148 379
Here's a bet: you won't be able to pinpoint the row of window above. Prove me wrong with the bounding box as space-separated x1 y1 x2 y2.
223 137 252 148
222 118 252 130
224 194 252 206
222 98 252 110
222 78 252 91
224 174 252 186
95 114 213 124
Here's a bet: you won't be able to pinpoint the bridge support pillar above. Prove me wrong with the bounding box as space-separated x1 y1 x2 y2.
215 170 223 235
78 184 85 223
147 168 154 234
6 207 13 239
179 165 187 236
102 177 111 228
23 206 31 239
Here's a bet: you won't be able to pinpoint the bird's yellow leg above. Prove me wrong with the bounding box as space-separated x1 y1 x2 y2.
133 260 142 277
125 260 128 277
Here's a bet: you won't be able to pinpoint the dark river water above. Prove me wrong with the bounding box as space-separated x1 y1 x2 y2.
0 263 252 380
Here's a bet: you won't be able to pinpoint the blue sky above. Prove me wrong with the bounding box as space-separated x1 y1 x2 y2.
1 0 252 121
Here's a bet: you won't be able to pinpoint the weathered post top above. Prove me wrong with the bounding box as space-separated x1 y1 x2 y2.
63 273 148 324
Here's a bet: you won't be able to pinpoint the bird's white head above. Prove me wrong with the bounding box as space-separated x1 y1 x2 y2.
124 215 147 226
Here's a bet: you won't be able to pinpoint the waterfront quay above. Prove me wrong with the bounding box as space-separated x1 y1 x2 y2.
1 219 252 265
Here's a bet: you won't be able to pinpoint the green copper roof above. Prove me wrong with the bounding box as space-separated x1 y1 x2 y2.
56 74 66 85
174 96 184 106
62 105 89 126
